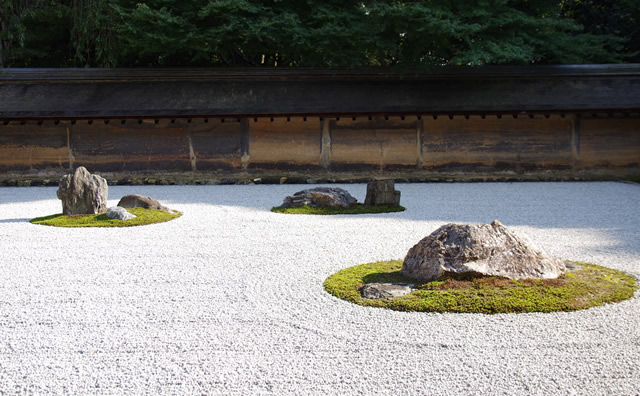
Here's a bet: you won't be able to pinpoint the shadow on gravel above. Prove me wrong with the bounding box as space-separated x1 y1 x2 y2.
2 182 639 255
0 187 58 204
0 218 32 224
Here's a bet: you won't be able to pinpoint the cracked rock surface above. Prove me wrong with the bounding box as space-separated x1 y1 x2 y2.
402 220 567 281
56 167 108 215
281 187 357 208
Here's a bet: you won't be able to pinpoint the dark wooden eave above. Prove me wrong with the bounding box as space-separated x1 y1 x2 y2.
1 64 639 120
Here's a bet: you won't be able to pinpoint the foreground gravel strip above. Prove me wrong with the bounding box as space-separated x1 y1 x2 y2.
0 182 638 395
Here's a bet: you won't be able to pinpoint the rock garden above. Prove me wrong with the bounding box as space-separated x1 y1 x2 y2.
324 220 637 313
2 180 639 394
30 167 181 227
272 180 405 214
29 168 637 314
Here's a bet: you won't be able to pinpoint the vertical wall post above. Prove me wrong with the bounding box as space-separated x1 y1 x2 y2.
416 118 424 169
240 118 250 170
186 130 198 171
66 126 74 170
571 114 581 170
320 118 332 169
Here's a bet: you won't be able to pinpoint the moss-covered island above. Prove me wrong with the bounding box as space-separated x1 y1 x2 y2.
271 204 405 215
324 260 637 314
31 207 181 227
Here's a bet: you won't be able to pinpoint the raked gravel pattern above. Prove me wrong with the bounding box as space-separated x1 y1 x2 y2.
0 182 639 395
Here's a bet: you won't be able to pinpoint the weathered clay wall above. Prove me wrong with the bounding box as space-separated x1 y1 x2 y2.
421 115 576 172
578 118 640 169
0 114 638 185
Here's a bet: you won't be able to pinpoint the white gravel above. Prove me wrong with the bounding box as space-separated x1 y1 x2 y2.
0 182 639 395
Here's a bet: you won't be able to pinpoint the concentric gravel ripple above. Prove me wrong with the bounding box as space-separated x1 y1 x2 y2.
0 182 638 395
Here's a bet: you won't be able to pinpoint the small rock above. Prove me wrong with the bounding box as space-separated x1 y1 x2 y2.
364 180 401 206
565 262 581 271
106 206 136 221
117 194 172 212
361 283 414 299
56 167 108 215
281 187 357 208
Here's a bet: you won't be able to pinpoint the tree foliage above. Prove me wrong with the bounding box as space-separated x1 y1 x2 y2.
561 0 640 62
1 0 636 68
71 0 117 67
0 0 42 67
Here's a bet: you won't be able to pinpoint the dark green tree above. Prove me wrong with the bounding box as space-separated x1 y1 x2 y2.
362 0 627 66
561 0 640 62
2 0 117 67
5 3 70 67
111 0 370 67
2 0 636 68
0 0 43 67
70 0 117 67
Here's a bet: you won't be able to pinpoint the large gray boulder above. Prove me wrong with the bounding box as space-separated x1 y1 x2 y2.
281 187 357 208
56 167 108 215
401 220 566 281
364 180 401 206
117 194 171 212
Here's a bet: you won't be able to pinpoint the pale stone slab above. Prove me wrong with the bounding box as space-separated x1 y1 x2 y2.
361 283 414 299
106 206 136 221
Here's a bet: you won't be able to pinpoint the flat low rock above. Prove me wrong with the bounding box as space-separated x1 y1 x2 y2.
281 187 357 208
361 283 414 299
401 220 567 281
106 206 136 221
117 194 171 212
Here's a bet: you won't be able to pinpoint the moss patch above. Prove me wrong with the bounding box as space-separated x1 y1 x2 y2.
324 260 637 314
30 207 181 227
271 204 405 215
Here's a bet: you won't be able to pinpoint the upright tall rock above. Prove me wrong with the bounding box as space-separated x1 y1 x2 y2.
364 180 401 206
56 167 108 215
401 220 566 281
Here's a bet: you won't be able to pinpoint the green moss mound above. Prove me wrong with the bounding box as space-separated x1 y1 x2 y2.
30 207 182 227
324 260 637 314
271 204 405 215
